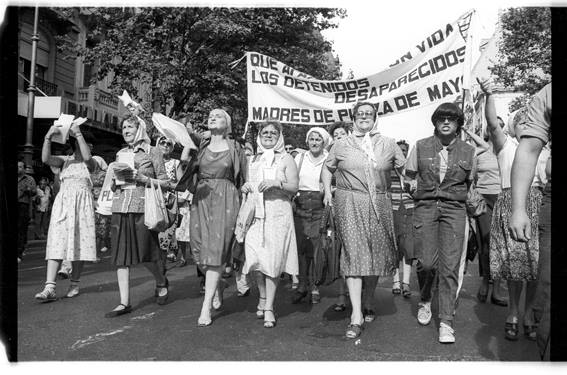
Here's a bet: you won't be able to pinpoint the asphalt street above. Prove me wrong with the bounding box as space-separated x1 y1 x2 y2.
17 239 541 361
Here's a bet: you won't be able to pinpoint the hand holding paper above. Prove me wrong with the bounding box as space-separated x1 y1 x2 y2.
151 113 197 150
50 114 75 144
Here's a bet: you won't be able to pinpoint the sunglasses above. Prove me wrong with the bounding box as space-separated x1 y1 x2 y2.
436 116 459 123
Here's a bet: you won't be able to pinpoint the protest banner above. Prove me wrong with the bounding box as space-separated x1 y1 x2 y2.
245 11 475 127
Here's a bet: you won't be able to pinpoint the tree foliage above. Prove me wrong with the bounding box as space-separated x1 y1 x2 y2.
489 7 551 111
55 7 345 138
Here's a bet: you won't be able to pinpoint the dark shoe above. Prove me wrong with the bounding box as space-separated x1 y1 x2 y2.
345 323 363 339
402 283 412 298
363 308 377 323
105 304 132 318
392 281 401 295
491 296 508 307
504 321 519 341
156 278 169 305
310 293 321 304
524 324 537 341
291 290 308 304
333 303 346 312
477 290 488 303
237 289 250 297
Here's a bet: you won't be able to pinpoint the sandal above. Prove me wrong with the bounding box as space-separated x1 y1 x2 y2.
392 281 401 295
256 297 266 319
524 324 537 341
197 310 212 327
363 308 376 323
402 283 412 298
345 322 363 339
263 309 277 328
105 304 132 318
212 279 228 310
504 321 519 341
156 278 169 305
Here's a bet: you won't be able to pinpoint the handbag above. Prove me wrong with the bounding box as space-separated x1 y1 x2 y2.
313 206 341 286
234 194 256 243
165 191 179 228
144 179 170 232
466 183 487 218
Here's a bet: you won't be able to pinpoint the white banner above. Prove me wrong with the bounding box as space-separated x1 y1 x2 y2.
246 11 474 126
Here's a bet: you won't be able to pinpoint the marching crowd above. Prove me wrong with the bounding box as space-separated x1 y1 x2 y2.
17 78 551 358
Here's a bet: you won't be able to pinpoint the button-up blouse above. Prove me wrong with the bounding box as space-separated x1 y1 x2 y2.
111 143 168 213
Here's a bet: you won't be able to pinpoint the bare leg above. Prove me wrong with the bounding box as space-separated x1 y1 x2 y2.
264 275 279 327
46 259 62 284
506 280 523 323
198 265 222 324
110 266 130 310
402 260 412 285
492 278 505 300
346 276 363 324
336 278 347 306
255 271 266 305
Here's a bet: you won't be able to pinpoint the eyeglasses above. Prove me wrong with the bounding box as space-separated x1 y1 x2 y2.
159 141 173 146
285 146 293 151
260 131 279 137
436 116 458 123
355 111 375 118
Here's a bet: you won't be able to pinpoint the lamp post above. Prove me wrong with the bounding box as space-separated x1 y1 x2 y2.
24 6 39 174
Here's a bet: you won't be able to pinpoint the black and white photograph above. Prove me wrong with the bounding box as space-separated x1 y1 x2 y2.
1 0 564 368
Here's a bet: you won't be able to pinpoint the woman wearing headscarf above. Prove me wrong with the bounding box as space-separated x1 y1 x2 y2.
105 115 172 317
241 120 299 328
322 102 405 339
291 127 330 305
180 108 247 326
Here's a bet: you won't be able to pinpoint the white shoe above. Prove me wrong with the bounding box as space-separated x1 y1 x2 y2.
439 322 455 344
35 287 56 301
100 247 108 253
417 301 432 326
65 285 80 298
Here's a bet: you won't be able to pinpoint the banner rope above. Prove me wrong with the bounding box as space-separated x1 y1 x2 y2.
229 53 247 70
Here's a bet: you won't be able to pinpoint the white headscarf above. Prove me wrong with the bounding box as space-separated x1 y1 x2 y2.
256 125 285 167
305 127 331 150
352 116 380 166
131 116 151 147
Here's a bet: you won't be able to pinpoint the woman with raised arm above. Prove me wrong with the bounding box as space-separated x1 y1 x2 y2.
241 120 299 328
478 78 544 341
321 102 405 339
35 121 98 301
180 108 247 326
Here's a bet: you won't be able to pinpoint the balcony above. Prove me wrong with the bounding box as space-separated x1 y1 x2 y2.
21 76 58 96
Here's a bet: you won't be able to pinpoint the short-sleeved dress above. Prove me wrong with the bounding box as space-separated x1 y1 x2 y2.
325 134 405 277
45 157 97 261
242 153 299 278
190 148 241 267
489 137 542 281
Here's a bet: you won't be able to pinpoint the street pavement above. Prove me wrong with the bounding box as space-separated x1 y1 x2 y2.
17 240 541 361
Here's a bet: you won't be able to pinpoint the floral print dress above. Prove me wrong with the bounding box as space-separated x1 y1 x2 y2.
45 157 97 261
158 158 180 253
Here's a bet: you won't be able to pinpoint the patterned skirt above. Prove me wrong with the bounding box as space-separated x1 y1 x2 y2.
489 187 542 281
334 189 397 277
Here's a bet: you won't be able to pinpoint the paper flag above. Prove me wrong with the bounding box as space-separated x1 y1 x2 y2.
151 113 197 150
51 114 75 144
